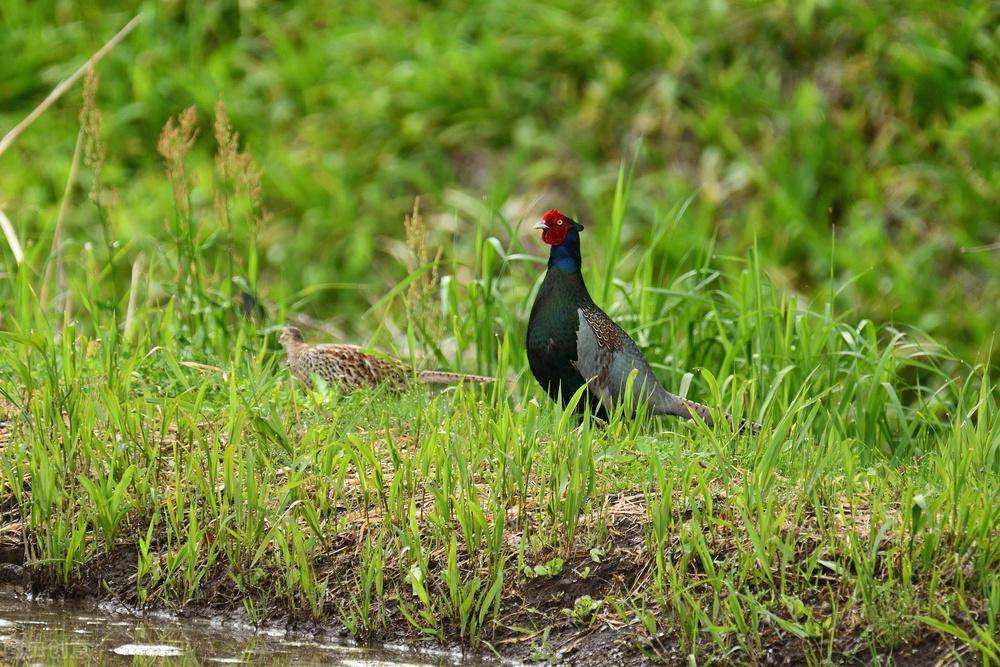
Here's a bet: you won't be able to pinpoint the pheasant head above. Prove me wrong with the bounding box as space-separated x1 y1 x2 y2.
534 209 585 271
534 209 584 245
279 326 305 350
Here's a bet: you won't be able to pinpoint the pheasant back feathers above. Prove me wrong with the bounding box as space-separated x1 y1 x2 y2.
279 327 492 392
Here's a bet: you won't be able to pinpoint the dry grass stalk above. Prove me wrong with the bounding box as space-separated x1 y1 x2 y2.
39 128 84 320
213 100 238 286
78 66 120 275
213 100 239 187
403 197 443 344
213 100 263 212
0 14 143 159
213 100 266 292
80 68 106 205
0 208 24 266
157 107 199 218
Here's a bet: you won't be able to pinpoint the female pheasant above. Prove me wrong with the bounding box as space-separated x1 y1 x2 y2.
279 327 493 391
526 209 753 429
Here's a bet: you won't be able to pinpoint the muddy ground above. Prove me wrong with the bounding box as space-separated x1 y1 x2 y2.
0 529 971 666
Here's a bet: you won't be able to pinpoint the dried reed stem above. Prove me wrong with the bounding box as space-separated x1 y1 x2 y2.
0 14 144 158
40 128 84 314
0 208 24 265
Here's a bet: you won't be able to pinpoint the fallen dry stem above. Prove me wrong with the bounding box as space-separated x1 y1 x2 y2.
0 13 144 158
0 208 23 265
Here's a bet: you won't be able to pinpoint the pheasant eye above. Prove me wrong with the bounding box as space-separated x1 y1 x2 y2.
557 220 564 226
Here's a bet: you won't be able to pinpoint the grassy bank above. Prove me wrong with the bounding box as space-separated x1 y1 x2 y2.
1 101 998 660
1 1 998 664
1 239 998 663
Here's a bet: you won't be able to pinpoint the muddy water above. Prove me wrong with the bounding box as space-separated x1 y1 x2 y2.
0 592 485 666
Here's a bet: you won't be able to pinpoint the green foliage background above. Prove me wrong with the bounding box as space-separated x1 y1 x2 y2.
2 0 997 360
1 5 998 659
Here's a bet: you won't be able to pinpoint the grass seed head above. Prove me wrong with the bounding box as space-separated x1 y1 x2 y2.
213 99 240 186
157 106 199 217
404 197 442 342
79 65 106 201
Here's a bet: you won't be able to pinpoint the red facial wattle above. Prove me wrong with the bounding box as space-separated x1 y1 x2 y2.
542 223 570 245
538 209 571 246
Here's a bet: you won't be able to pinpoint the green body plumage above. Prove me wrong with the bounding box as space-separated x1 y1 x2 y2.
526 209 756 430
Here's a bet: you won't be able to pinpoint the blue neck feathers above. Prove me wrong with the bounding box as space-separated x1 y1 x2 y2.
548 229 583 272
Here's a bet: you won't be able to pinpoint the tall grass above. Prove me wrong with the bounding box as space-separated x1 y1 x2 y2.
1 2 998 661
0 89 996 662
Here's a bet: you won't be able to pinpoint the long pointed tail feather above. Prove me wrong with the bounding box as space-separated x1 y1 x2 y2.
657 395 761 434
416 370 494 385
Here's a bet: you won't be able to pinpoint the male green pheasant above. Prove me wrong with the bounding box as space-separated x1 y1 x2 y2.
280 326 493 391
526 209 755 430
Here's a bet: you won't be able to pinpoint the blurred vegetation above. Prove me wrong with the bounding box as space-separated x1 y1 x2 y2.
1 3 998 660
1 1 997 355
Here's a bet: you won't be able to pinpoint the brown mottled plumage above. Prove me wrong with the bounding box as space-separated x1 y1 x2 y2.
278 326 493 391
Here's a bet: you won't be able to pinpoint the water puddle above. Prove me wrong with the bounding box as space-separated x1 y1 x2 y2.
0 592 485 665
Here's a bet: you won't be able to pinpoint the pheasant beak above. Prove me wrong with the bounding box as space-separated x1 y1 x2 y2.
533 220 548 231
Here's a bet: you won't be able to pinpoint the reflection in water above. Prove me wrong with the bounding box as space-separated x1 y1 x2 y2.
0 592 481 666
